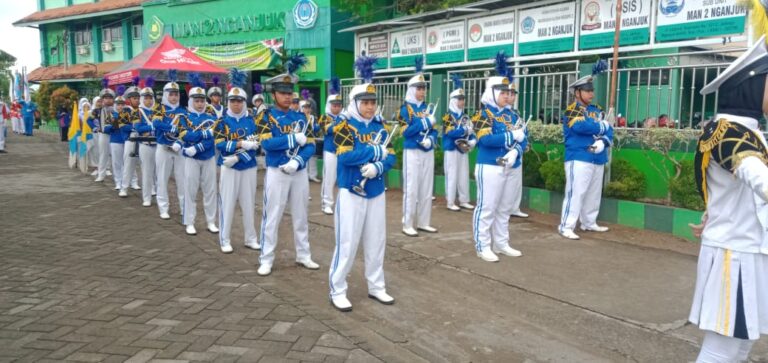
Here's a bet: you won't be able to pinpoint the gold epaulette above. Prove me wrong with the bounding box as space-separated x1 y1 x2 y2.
698 119 729 153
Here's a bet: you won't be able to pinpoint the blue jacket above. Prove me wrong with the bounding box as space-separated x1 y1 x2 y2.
152 104 187 146
180 110 217 161
507 108 528 168
320 113 341 153
473 105 524 166
215 112 259 170
20 101 37 119
398 102 437 151
117 107 140 143
256 107 316 170
561 102 612 165
334 115 395 198
208 104 225 119
135 104 159 142
441 111 476 153
87 107 119 136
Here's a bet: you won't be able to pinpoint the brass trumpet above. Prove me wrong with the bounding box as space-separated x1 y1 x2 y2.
495 114 531 166
279 119 310 174
454 115 474 153
353 123 400 196
419 98 439 145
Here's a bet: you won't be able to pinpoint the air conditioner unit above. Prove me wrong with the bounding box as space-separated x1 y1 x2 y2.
76 45 90 55
101 42 114 52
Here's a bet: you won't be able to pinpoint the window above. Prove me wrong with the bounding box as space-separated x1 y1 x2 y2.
74 28 91 46
132 24 142 40
102 26 122 42
629 69 671 87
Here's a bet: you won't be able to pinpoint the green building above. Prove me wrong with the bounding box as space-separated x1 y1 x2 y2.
14 0 145 96
141 0 364 111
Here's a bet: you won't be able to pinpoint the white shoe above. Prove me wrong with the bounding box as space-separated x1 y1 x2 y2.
402 227 419 237
142 201 151 207
581 225 609 232
431 196 436 201
459 203 475 210
309 176 321 183
113 185 121 191
322 206 333 215
368 291 395 305
476 249 499 262
118 189 128 197
559 229 580 240
90 170 98 176
330 295 352 312
151 189 156 196
207 223 219 233
185 225 197 235
131 184 141 190
417 225 437 233
106 170 112 176
447 204 461 212
493 245 523 257
94 176 105 182
244 240 261 250
220 242 233 254
296 258 320 270
257 264 272 276
159 213 170 220
308 195 312 200
511 211 529 218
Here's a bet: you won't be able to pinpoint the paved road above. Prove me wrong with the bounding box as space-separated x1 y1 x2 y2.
1 131 766 362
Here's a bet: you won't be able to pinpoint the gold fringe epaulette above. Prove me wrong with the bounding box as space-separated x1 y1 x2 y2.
698 119 729 153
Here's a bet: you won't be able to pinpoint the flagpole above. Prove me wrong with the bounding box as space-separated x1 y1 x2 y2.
605 0 622 186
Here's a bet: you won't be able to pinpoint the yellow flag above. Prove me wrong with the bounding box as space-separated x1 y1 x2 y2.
81 104 92 142
68 101 79 140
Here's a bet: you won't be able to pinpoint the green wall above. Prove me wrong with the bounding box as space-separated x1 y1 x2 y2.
43 0 67 10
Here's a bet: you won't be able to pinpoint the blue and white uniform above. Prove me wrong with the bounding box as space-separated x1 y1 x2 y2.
152 87 187 219
558 101 612 235
505 105 528 216
87 99 118 182
442 95 475 209
135 92 158 206
119 102 141 196
180 90 218 230
256 106 317 270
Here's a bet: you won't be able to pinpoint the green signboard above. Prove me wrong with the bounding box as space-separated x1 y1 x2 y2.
655 0 746 42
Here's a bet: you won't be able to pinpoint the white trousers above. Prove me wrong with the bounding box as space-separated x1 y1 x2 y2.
218 166 258 247
155 146 185 215
259 167 311 266
473 164 518 252
183 157 217 226
321 151 337 209
443 150 469 206
307 156 318 179
110 143 124 189
509 166 523 214
402 149 434 229
696 331 754 363
96 133 111 178
329 189 387 298
139 144 156 204
11 117 21 133
0 120 6 150
559 161 604 232
120 141 139 191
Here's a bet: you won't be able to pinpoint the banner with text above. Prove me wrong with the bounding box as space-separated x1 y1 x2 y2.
579 0 651 50
518 2 576 56
655 0 746 42
467 12 515 61
359 34 389 68
426 21 465 65
390 28 425 68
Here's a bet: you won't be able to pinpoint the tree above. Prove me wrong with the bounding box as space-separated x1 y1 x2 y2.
337 0 475 22
0 49 17 103
33 82 60 123
50 86 79 122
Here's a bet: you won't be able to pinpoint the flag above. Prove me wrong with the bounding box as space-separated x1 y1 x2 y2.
23 67 30 103
80 106 92 143
68 101 80 169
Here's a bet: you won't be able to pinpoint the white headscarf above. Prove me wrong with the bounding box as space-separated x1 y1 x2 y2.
325 99 341 117
187 97 206 115
162 90 179 109
480 86 503 110
345 99 373 124
226 100 248 119
91 96 101 109
448 97 463 116
140 96 155 111
79 98 91 119
405 86 423 107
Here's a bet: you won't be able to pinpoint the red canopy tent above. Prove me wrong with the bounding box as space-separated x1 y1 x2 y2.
106 35 227 86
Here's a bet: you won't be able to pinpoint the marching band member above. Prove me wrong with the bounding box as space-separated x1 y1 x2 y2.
134 78 159 207
319 77 343 215
215 68 260 254
471 52 525 262
207 76 225 119
329 55 396 311
558 60 612 240
180 73 219 236
251 83 266 116
290 92 300 112
87 96 102 175
506 82 528 219
88 84 116 182
689 3 768 360
153 69 187 220
256 54 319 276
301 90 321 183
442 73 475 211
19 97 37 137
103 86 131 192
10 99 21 135
119 80 142 197
398 56 438 237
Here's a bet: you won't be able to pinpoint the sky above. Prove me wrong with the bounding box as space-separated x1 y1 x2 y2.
0 0 43 73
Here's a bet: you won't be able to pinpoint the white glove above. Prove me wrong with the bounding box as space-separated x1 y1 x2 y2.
503 148 519 166
419 137 432 149
183 146 197 157
468 139 477 148
240 140 259 150
511 129 525 143
281 159 300 174
293 133 307 146
222 155 238 168
171 142 182 152
361 163 377 179
590 140 605 154
427 115 436 126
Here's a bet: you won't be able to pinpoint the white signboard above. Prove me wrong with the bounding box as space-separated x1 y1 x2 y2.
518 2 576 56
467 12 515 60
579 0 651 49
390 28 424 68
358 34 389 68
425 21 465 64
